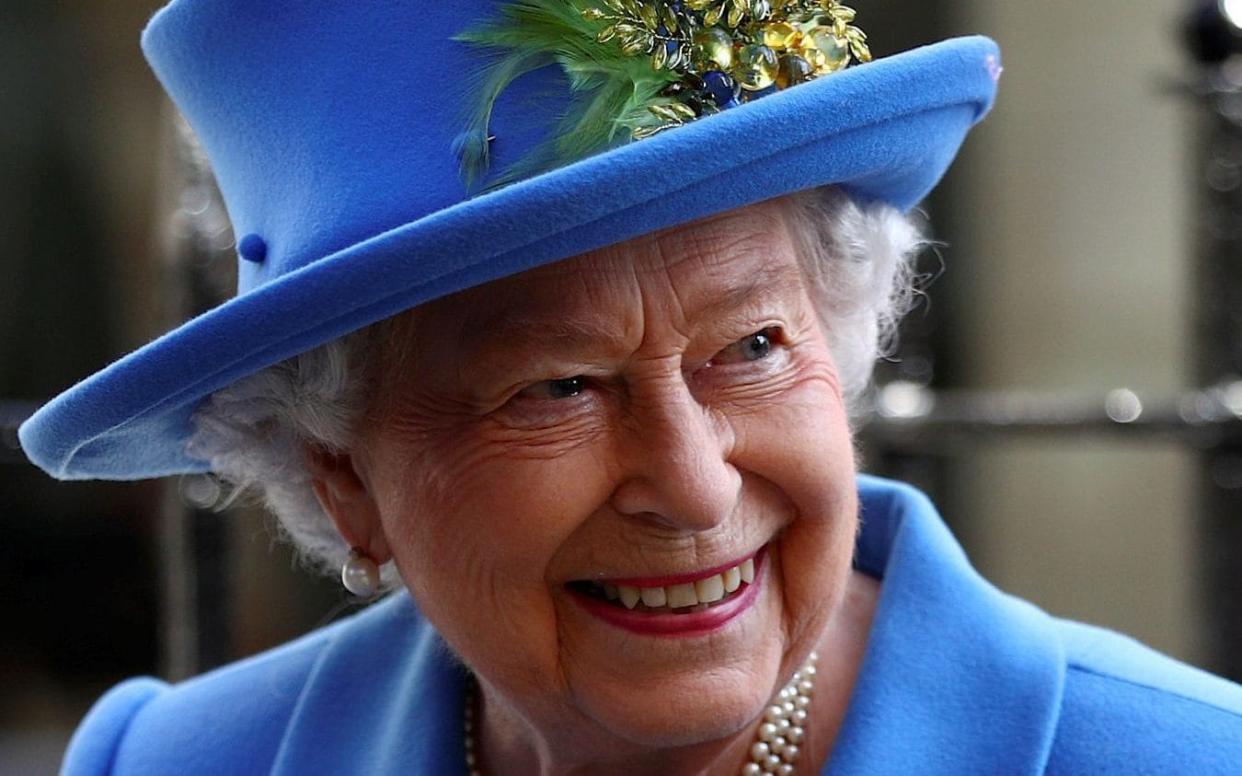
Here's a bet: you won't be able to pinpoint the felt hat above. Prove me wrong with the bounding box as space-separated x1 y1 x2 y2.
19 0 1000 480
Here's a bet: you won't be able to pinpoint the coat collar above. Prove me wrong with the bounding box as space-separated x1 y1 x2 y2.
270 596 468 774
270 476 1065 774
827 476 1066 774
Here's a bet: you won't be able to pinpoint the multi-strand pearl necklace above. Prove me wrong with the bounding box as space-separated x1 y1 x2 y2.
463 651 819 776
742 650 818 776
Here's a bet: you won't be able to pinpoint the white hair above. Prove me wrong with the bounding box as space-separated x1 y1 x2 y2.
187 188 926 583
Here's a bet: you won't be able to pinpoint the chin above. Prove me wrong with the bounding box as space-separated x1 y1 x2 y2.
562 599 789 749
575 658 780 750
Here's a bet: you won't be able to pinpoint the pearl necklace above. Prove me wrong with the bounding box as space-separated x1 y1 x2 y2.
463 651 818 776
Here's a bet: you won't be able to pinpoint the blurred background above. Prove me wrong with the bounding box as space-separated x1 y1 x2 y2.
3 0 1241 771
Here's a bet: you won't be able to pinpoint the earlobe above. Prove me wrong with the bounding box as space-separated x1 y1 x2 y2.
305 445 392 564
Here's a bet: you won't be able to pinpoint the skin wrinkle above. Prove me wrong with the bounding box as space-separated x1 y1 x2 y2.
312 199 874 775
190 189 919 598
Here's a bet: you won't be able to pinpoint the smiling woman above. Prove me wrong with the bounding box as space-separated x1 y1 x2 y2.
24 1 1242 774
307 197 874 772
183 192 909 773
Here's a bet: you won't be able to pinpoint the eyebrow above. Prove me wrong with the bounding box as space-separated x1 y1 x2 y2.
461 309 631 361
463 259 804 357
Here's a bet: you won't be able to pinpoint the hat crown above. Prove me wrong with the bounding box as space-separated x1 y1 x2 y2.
142 0 556 290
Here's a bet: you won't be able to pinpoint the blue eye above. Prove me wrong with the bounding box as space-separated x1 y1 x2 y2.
713 329 777 365
739 330 773 361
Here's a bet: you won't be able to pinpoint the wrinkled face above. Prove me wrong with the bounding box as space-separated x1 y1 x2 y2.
352 199 858 753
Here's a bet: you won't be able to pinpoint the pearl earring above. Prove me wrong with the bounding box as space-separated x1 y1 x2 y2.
341 547 380 597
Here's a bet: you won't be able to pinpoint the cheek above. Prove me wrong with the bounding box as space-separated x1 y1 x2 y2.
368 429 616 688
390 438 614 572
728 352 858 634
730 351 855 517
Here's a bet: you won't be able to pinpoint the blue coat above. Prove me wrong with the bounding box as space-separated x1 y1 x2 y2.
62 477 1242 774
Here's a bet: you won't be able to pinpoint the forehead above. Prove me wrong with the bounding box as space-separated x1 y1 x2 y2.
426 199 803 337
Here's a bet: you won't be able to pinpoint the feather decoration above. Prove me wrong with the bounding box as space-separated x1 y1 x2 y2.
456 0 871 190
455 0 681 189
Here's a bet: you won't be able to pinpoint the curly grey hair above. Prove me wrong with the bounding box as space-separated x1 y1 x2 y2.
187 187 925 584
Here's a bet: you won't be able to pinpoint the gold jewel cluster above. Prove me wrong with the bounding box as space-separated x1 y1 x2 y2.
581 0 871 138
455 0 871 187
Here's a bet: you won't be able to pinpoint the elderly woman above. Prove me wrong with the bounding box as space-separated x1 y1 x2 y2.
21 1 1242 774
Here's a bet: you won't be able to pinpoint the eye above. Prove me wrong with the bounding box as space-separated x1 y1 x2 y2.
710 328 778 366
518 376 587 401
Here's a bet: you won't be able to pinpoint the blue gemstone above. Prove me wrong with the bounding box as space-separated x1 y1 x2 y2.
654 25 678 56
238 233 267 264
721 98 741 110
703 70 736 106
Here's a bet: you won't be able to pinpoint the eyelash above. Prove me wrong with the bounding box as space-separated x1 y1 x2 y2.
513 327 785 405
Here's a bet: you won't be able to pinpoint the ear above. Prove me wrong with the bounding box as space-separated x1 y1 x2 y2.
305 444 392 564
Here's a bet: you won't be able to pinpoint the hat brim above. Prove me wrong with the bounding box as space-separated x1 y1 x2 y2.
20 36 999 480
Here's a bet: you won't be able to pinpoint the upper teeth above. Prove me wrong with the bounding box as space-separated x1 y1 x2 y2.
605 557 755 610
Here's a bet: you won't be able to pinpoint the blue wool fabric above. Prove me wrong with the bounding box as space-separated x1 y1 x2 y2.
61 477 1242 775
18 0 1000 481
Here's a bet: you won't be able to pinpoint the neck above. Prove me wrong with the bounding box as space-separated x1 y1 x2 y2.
790 570 881 772
473 570 879 776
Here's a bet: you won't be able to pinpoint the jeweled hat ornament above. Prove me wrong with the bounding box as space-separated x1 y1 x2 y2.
19 0 1001 480
457 0 873 186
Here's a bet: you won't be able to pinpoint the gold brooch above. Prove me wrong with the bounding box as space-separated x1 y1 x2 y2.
458 0 871 187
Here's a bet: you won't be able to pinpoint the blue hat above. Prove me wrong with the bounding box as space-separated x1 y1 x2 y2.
19 0 1000 480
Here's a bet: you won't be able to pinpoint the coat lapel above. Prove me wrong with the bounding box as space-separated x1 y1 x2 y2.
827 477 1066 774
271 595 468 775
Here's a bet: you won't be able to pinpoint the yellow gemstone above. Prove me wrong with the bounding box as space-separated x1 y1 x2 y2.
804 25 850 73
694 27 735 70
762 22 800 50
797 41 823 70
733 44 778 91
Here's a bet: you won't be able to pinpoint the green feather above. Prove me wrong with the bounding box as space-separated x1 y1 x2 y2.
455 0 678 190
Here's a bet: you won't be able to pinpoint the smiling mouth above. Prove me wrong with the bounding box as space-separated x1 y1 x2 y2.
567 549 761 615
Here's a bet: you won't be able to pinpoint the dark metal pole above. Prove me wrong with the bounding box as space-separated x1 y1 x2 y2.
152 103 238 678
1184 0 1242 679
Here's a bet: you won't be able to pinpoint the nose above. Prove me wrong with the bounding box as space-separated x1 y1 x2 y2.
609 368 742 531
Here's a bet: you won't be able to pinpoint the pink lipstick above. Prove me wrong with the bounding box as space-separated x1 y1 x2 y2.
567 546 766 637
